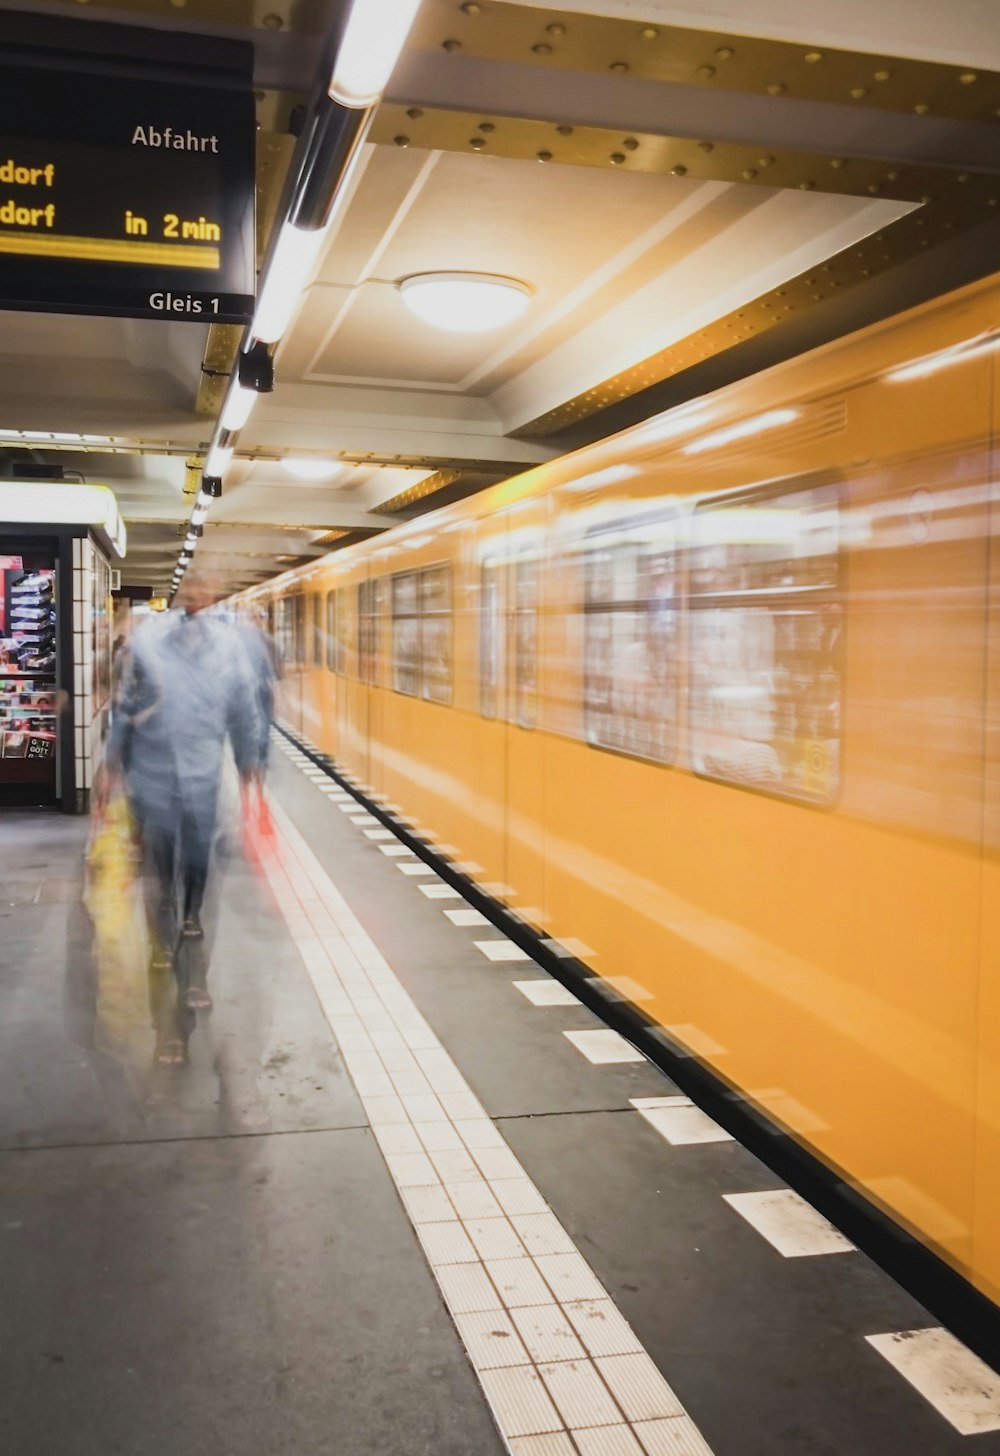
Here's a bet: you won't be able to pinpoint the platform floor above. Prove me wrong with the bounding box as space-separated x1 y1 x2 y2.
3 730 1000 1455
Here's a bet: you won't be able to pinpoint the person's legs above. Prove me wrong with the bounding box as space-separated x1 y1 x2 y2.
178 808 215 1009
136 821 189 1063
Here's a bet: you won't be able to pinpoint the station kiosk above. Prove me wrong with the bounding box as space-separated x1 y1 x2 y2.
0 482 126 811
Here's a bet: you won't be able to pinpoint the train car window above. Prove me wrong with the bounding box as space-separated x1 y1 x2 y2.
372 577 386 687
513 556 539 728
480 560 501 720
275 596 292 667
312 593 322 666
583 515 680 763
392 572 420 695
292 594 307 665
358 579 381 685
689 481 840 806
420 565 452 705
326 591 337 671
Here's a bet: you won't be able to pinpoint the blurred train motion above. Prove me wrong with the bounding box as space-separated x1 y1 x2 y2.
231 274 1000 1307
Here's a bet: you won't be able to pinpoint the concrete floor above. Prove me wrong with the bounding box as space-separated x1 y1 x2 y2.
3 759 998 1455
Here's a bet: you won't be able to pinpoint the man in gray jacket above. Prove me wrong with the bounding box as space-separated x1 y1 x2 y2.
105 576 261 1037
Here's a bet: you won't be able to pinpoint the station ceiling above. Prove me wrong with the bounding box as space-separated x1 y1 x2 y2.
2 0 999 593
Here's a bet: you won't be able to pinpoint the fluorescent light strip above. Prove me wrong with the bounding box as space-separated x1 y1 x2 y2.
329 0 423 108
204 443 234 477
887 333 1000 383
220 381 259 432
252 222 327 345
681 408 799 456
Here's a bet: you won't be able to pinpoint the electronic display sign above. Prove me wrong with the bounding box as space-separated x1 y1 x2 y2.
0 21 255 324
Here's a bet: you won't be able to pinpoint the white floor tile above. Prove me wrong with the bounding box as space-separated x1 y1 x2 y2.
510 1304 586 1364
430 1147 482 1184
563 1301 644 1359
633 1417 714 1455
514 980 580 1007
372 1122 423 1157
454 1119 506 1151
435 1262 504 1315
573 1426 645 1456
384 1151 439 1187
563 1030 645 1065
364 828 394 840
379 844 412 857
474 1145 525 1181
484 1256 554 1308
398 863 436 876
630 1098 733 1147
418 883 462 900
464 1217 527 1261
439 1089 488 1120
350 814 377 826
510 1212 577 1257
534 1252 607 1303
399 1184 457 1225
447 1180 503 1220
594 1354 685 1422
363 1094 409 1126
415 1121 465 1153
540 1358 622 1428
722 1190 854 1258
402 1093 448 1122
444 907 490 926
491 1179 550 1217
475 940 532 962
417 1220 478 1265
454 1308 531 1370
509 1436 577 1456
478 1365 563 1438
866 1327 1000 1435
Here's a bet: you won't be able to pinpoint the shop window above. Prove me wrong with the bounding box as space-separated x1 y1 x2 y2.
1 550 59 795
584 513 680 764
479 559 501 720
689 481 841 805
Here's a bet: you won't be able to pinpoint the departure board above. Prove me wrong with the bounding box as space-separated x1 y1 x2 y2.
0 21 255 324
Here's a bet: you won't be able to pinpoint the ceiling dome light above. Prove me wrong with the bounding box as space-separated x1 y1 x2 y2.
282 458 344 481
398 272 532 333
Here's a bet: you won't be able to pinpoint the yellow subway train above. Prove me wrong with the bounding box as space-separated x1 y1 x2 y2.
233 272 1000 1313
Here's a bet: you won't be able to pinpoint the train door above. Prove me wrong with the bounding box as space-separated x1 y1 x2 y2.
503 501 548 927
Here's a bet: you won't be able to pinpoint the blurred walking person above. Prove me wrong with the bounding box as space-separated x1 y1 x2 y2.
102 576 261 1060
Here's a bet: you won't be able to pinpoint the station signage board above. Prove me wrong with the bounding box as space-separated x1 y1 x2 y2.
0 19 255 324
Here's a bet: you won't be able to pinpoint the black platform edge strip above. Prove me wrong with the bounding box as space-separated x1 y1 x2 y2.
277 722 1000 1375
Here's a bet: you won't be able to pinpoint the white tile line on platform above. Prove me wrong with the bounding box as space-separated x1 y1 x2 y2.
445 908 490 927
563 1030 645 1066
865 1329 1000 1435
477 940 533 963
722 1191 854 1258
257 792 717 1456
629 1098 733 1148
515 981 581 1008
